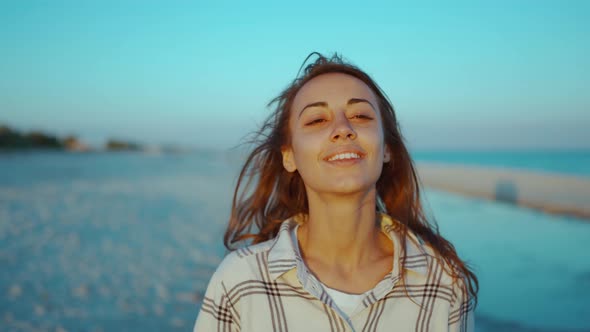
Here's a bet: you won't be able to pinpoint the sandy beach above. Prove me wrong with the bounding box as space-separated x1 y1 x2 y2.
417 162 590 220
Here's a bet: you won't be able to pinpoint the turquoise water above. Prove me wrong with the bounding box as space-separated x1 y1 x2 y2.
0 151 589 331
412 149 590 178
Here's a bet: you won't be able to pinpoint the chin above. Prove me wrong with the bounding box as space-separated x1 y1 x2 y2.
327 181 374 195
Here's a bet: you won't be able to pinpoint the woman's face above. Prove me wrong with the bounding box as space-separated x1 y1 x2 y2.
282 73 390 196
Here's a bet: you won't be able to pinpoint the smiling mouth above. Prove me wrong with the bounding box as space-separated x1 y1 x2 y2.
326 152 363 162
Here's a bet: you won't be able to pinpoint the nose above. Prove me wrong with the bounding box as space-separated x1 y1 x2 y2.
330 113 357 142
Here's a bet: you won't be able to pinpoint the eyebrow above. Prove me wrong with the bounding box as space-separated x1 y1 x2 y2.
298 98 376 118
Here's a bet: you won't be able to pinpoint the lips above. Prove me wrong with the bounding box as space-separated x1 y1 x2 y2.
323 147 366 162
327 152 361 161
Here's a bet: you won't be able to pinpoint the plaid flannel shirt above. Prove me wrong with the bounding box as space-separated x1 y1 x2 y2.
193 213 475 332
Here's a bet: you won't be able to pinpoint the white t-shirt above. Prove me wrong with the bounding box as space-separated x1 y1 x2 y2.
321 283 365 317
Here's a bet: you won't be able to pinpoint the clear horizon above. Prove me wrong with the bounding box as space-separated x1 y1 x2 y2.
1 1 589 150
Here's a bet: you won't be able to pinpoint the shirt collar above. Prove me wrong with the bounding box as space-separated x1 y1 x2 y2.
267 213 429 281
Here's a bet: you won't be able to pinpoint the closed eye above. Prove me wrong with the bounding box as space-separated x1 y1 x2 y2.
305 118 327 126
351 114 373 120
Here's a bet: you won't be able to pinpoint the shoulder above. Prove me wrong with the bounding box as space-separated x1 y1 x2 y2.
418 241 463 285
401 228 471 300
209 238 277 287
196 240 279 331
211 216 300 287
383 213 462 289
416 240 474 306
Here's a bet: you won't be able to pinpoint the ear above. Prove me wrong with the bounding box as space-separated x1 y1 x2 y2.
281 146 297 172
383 146 391 163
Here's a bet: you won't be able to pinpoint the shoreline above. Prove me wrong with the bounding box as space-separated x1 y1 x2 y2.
416 162 590 221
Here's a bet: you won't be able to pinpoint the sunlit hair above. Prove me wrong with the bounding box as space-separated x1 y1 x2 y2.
225 52 478 306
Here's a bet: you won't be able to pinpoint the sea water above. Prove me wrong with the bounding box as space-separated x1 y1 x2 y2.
412 149 590 178
0 150 588 331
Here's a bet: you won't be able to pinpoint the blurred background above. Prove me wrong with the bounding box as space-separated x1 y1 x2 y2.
1 1 589 331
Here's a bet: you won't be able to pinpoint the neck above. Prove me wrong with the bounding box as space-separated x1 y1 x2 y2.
297 188 387 271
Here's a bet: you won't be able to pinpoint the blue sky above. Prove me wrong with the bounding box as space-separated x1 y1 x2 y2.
1 1 588 149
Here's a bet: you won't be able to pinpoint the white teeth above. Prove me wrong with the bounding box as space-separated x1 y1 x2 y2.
327 152 361 161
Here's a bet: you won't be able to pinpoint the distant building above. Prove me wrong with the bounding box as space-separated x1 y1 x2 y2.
106 139 141 151
63 136 91 152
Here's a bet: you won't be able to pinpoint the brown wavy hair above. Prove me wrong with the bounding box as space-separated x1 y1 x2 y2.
224 52 478 306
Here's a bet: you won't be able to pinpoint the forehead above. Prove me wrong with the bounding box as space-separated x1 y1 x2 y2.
292 73 377 111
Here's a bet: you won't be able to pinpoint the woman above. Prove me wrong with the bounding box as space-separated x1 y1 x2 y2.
193 53 478 332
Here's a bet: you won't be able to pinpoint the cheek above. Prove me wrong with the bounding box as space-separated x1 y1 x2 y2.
359 127 385 149
291 139 318 169
290 127 322 157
